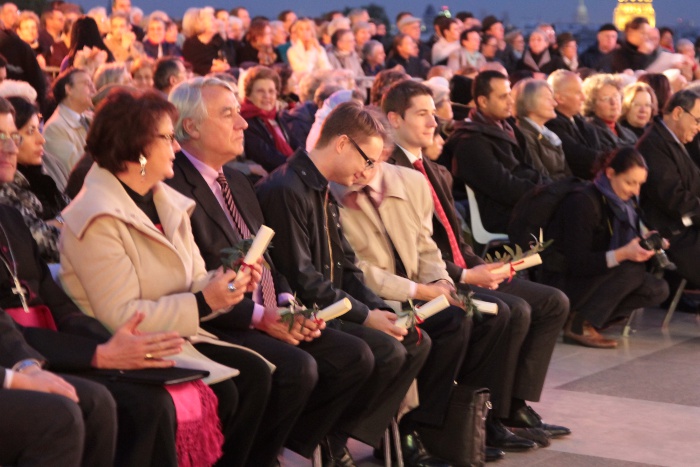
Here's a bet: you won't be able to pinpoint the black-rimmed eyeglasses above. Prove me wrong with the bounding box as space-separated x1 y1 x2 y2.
345 135 375 170
682 108 700 125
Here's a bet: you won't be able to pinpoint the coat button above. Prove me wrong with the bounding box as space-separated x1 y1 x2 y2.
324 265 330 269
336 262 341 267
336 223 341 228
301 170 306 176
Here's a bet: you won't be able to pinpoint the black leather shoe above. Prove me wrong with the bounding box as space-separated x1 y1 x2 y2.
320 438 357 467
485 446 505 462
401 430 452 467
486 418 536 452
505 405 571 438
509 426 551 447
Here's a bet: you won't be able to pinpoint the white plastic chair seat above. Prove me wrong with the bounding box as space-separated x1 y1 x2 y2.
465 185 509 246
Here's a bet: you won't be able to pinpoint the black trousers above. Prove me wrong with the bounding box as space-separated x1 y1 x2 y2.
85 376 179 467
474 278 569 417
196 343 270 467
571 262 669 328
456 298 511 415
0 374 116 467
331 321 431 446
667 227 700 289
214 327 374 459
402 305 471 427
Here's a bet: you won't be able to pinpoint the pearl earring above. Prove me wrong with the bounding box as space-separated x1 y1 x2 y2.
139 154 147 177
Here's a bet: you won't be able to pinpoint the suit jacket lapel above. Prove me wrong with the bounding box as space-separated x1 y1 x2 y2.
174 152 239 245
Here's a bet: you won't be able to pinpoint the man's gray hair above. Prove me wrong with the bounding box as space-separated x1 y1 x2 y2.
664 89 700 115
169 77 236 142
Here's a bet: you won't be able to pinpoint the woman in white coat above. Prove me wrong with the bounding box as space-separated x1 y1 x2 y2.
59 89 272 467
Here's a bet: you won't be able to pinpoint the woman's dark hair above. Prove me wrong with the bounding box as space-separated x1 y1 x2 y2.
596 146 648 175
246 18 270 45
331 28 352 48
51 67 85 104
6 96 40 130
87 89 178 174
638 73 671 114
67 17 115 66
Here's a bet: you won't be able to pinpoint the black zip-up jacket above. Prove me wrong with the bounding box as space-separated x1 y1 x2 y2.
255 150 388 323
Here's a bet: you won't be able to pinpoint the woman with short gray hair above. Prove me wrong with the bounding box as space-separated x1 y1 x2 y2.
513 78 571 179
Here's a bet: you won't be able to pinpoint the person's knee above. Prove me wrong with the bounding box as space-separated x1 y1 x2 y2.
375 334 408 377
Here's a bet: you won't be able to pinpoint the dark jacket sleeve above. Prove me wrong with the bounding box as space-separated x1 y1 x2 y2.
557 189 609 276
257 184 371 323
640 133 700 224
545 118 600 180
454 136 538 207
0 310 45 368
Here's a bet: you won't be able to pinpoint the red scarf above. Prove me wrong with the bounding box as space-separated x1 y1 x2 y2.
602 119 618 136
240 99 294 157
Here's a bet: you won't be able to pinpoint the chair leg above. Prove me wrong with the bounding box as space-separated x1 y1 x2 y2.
622 308 642 337
312 445 322 467
662 278 687 329
384 427 392 467
391 417 404 467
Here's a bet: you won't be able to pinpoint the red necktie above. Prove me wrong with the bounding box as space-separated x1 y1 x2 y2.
412 159 467 269
217 173 278 310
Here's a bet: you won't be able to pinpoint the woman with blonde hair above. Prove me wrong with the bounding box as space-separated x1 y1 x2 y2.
620 81 657 138
287 18 331 75
181 7 233 76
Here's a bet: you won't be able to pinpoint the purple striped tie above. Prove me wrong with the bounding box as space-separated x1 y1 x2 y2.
217 173 277 310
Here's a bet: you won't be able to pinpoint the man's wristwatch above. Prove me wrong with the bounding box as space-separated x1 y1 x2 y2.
11 359 42 373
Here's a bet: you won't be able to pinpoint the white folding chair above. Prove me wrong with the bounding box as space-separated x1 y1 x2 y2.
465 185 509 257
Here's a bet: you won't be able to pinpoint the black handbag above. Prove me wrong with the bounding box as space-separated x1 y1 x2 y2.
417 385 491 467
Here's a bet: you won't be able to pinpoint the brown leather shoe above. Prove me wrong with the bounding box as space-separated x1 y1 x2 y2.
563 322 618 348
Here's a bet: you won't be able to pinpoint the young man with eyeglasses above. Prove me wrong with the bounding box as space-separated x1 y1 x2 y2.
257 101 451 467
638 89 700 289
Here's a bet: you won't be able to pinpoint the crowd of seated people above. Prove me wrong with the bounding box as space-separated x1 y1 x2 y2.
2 3 700 465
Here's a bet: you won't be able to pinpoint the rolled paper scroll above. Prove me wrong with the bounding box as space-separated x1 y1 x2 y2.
242 225 275 267
490 253 543 276
315 298 352 322
396 295 450 328
473 299 498 315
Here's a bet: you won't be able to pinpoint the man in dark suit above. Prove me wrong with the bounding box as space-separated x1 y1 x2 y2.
546 70 605 180
0 309 116 467
166 76 375 466
383 79 570 451
638 89 700 288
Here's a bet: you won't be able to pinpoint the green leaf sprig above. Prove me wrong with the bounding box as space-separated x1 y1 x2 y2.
220 239 272 272
277 294 318 331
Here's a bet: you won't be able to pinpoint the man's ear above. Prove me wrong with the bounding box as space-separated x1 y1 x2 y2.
182 118 199 140
476 95 488 110
386 110 402 129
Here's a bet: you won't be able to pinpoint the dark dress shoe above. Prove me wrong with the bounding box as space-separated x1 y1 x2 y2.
509 426 551 447
563 322 618 348
485 447 505 462
401 430 452 467
505 405 571 438
486 418 536 452
320 438 357 467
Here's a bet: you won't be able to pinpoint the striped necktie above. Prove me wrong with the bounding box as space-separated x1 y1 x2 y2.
216 173 277 310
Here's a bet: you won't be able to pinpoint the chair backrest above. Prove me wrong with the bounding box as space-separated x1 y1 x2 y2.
465 184 509 245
